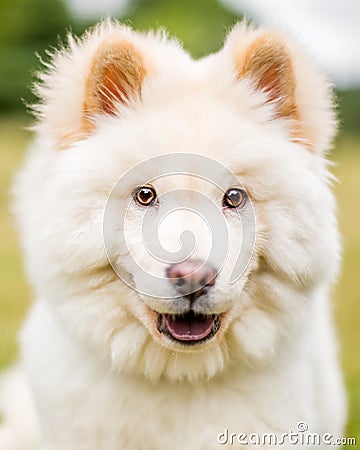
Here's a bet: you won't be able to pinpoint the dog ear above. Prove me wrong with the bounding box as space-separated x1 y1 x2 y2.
34 22 150 149
236 33 298 123
226 26 336 151
83 38 147 130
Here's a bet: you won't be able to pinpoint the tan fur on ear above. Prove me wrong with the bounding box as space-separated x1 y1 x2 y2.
236 33 305 144
82 38 147 133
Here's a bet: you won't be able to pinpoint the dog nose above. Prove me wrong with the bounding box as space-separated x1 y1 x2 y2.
166 260 217 301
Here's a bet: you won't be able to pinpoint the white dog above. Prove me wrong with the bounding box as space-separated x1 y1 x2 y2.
0 20 346 449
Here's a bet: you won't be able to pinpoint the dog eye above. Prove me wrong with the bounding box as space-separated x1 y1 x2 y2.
134 185 157 206
223 188 247 209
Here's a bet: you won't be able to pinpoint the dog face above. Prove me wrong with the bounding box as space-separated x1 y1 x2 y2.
14 21 340 382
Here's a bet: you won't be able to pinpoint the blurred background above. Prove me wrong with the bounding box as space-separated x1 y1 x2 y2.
0 0 359 444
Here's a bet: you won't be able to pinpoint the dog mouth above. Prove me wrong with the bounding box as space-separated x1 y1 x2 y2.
157 311 221 344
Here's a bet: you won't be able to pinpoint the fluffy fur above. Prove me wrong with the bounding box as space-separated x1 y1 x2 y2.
0 19 346 449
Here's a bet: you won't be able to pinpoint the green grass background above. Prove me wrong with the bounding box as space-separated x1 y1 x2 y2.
0 119 359 445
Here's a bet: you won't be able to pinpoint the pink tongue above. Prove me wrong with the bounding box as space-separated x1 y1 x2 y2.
165 314 215 341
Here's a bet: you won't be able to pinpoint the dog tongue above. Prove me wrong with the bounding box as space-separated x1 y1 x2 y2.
165 313 214 341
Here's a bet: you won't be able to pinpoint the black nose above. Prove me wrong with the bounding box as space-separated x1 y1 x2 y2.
166 260 217 302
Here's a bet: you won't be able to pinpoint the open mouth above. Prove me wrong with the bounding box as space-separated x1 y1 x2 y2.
157 311 221 344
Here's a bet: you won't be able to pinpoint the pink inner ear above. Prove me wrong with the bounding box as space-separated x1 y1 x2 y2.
100 63 131 115
234 33 310 146
257 61 286 104
82 39 146 128
237 34 298 121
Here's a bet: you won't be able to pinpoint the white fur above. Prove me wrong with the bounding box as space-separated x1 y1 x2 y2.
0 20 346 449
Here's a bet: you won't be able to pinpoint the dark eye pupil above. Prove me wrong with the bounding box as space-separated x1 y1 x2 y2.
228 190 240 203
139 188 152 201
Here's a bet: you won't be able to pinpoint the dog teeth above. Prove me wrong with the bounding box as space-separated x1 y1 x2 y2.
213 316 221 333
157 314 167 333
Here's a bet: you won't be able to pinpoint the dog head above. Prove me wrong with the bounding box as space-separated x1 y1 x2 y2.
14 20 339 382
